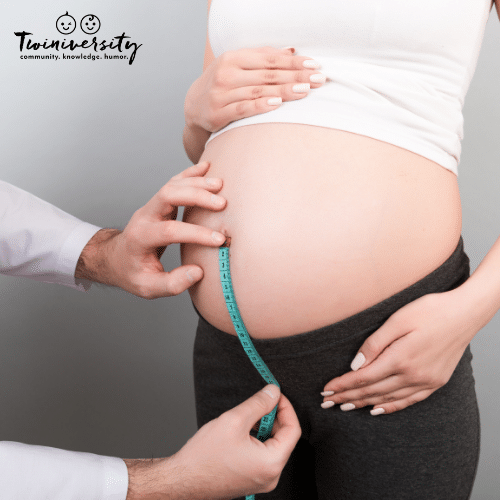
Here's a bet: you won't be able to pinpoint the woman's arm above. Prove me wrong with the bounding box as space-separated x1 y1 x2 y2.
321 236 500 415
183 122 211 165
182 3 216 164
453 235 500 326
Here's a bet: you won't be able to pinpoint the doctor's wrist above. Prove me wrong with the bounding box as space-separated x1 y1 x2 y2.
123 456 185 500
75 228 121 285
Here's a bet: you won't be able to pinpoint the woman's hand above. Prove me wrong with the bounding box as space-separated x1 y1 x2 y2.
184 46 326 133
321 289 484 415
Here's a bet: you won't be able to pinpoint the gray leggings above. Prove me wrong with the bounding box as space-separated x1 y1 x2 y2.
193 235 480 500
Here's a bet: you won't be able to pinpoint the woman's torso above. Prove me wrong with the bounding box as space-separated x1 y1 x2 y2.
181 123 461 339
178 0 493 338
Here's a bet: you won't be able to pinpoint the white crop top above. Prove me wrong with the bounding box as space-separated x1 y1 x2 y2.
205 0 494 176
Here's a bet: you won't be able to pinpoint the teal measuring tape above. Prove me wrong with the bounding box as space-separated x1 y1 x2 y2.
219 244 280 500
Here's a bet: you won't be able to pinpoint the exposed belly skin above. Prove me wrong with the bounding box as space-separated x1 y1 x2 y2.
181 123 462 339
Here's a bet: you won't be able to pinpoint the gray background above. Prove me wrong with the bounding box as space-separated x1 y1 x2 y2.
0 1 499 498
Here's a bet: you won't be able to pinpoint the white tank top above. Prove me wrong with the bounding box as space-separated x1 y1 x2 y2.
205 0 493 176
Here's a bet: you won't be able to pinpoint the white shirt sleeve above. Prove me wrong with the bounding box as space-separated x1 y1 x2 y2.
0 441 129 500
0 181 101 291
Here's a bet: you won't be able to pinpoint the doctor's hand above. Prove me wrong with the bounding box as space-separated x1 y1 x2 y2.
124 385 301 500
321 288 485 415
74 161 227 298
184 46 326 134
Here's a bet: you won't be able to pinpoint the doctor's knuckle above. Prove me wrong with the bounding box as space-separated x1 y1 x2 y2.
135 282 155 300
162 220 177 238
265 477 280 493
167 279 186 297
228 415 246 434
266 465 283 486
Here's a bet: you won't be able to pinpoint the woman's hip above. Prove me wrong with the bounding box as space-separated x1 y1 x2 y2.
193 234 471 420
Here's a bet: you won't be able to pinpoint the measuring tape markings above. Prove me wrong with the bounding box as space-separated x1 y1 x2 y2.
219 246 280 499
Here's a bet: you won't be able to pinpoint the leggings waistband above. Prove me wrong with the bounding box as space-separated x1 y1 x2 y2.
193 235 470 358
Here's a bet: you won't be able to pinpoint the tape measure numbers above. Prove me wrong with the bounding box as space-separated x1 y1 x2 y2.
219 245 280 500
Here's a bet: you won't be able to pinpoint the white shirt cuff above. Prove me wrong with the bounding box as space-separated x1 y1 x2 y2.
102 456 129 500
0 441 129 500
58 222 102 291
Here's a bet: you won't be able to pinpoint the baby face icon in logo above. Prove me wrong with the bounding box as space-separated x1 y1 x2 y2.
56 12 76 35
80 15 101 35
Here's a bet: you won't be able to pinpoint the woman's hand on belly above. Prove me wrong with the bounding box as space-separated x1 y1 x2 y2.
321 289 482 415
184 46 325 133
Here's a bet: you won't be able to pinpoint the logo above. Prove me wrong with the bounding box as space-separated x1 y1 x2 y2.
80 15 101 35
15 11 142 65
56 12 76 35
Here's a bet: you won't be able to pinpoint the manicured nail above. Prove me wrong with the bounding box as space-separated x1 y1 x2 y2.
321 401 335 409
351 352 366 371
303 59 320 69
211 231 225 244
205 177 220 186
292 83 310 93
321 391 334 397
267 97 282 106
340 403 356 411
211 194 225 205
371 408 385 416
282 46 296 53
310 74 326 84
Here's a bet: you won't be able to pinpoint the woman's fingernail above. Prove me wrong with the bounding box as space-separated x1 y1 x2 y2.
321 401 335 409
211 231 226 244
303 59 320 69
351 352 366 371
267 97 282 106
371 408 385 416
310 74 326 84
292 83 310 93
282 46 296 53
321 391 334 397
340 403 356 411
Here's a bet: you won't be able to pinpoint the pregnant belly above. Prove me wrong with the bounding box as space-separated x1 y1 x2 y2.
181 123 462 339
